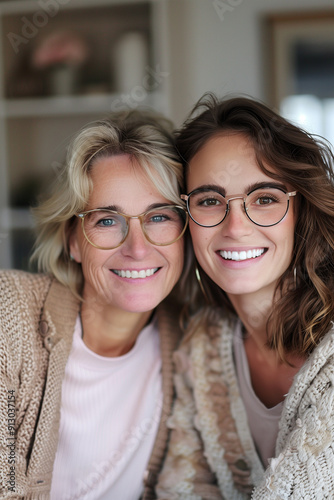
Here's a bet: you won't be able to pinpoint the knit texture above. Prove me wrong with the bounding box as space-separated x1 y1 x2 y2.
0 270 181 499
156 311 334 499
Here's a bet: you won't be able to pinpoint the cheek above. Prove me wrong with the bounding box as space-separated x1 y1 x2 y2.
267 219 295 266
188 224 214 270
175 241 185 273
285 227 296 264
165 240 185 281
81 251 99 275
79 244 110 278
189 222 203 245
189 223 213 251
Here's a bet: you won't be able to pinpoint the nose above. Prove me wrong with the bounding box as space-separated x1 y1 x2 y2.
221 198 253 238
120 218 151 258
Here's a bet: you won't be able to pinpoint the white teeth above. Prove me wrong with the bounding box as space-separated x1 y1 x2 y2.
220 249 265 261
113 268 158 278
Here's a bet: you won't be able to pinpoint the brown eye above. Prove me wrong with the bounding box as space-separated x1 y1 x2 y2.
201 198 221 206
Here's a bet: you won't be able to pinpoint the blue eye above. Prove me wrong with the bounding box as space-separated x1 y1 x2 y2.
98 218 116 227
150 214 168 223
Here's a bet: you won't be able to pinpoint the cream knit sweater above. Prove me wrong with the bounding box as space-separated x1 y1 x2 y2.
0 270 181 500
156 311 334 499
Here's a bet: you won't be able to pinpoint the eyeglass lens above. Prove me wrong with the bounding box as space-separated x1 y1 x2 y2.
82 206 187 248
187 187 290 227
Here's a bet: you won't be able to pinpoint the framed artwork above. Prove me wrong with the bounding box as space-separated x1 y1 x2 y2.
267 11 334 106
266 11 334 143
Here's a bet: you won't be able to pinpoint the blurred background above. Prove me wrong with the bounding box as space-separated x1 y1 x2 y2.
0 0 333 270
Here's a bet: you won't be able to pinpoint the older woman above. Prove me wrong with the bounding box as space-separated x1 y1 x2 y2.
157 95 334 499
0 110 188 499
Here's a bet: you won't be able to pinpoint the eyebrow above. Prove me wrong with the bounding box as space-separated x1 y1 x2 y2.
192 181 288 196
93 202 175 213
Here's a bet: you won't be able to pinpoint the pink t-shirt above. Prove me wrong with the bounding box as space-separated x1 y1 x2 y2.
233 321 283 466
50 316 162 500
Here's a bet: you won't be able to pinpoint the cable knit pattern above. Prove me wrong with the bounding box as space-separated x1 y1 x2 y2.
0 271 52 499
156 311 334 499
0 270 181 499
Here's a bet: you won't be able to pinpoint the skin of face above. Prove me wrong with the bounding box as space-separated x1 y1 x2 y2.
186 133 296 305
70 154 184 315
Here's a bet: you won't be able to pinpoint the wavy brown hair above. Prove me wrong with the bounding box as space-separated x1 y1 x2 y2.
178 94 334 360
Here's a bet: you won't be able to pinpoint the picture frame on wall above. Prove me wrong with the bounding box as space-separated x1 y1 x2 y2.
266 10 334 144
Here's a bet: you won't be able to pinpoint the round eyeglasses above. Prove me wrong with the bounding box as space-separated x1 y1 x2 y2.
76 205 188 249
181 186 297 228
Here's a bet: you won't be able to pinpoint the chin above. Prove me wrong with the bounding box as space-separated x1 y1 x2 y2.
118 296 162 314
209 278 264 297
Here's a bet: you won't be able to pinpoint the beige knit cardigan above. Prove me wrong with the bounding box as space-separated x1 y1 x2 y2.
156 312 334 499
0 270 181 500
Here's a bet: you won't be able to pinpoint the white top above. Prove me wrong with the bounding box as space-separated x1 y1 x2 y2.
233 321 283 466
50 316 162 500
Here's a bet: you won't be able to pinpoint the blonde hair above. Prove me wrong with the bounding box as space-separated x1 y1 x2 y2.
31 109 183 298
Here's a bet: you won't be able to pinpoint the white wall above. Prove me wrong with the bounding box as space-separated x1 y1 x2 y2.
166 0 334 125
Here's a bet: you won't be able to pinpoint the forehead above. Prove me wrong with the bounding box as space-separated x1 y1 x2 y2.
187 133 276 190
90 153 145 181
87 154 168 210
189 133 256 169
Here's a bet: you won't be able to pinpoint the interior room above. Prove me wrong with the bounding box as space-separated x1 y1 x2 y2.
0 0 333 270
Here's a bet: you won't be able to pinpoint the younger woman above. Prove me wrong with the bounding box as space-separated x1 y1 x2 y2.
157 95 334 499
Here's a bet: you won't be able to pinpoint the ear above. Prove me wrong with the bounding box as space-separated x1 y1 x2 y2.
69 226 82 263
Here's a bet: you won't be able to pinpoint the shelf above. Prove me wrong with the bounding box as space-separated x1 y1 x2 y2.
0 0 168 270
0 0 148 14
1 91 164 118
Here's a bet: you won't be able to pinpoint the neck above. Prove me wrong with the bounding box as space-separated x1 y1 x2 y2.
228 286 306 367
80 300 153 357
228 288 273 346
228 289 305 406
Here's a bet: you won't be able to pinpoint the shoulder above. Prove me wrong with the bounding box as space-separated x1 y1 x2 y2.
278 325 334 450
0 271 54 340
0 272 55 389
299 324 334 383
0 270 53 314
316 324 334 359
261 329 334 497
179 306 235 353
0 269 52 297
0 270 78 334
304 325 334 398
172 308 236 384
284 325 334 409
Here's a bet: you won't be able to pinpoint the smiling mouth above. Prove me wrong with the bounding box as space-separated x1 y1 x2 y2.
219 248 266 261
112 268 159 279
